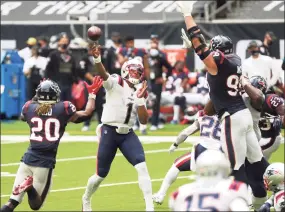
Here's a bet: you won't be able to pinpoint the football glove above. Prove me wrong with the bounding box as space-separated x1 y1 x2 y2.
258 203 271 212
176 1 197 17
181 28 192 49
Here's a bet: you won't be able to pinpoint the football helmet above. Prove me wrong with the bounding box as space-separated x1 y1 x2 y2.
121 58 144 85
210 35 233 54
195 150 231 178
263 162 284 193
36 79 61 103
250 76 267 94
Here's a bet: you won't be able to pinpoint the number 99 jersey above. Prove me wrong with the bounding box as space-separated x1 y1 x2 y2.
20 100 76 169
169 178 249 211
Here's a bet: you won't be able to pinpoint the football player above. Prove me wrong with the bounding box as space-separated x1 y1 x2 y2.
81 44 154 211
176 1 268 209
241 75 284 160
153 110 221 204
0 77 103 212
169 150 249 211
259 163 284 212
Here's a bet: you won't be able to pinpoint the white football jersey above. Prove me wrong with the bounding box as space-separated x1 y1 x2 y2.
169 178 249 211
195 112 221 150
273 190 285 211
242 93 262 140
101 74 143 128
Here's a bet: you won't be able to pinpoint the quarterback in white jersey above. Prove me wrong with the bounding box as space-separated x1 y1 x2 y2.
169 150 249 211
259 163 284 212
153 110 221 204
82 44 154 211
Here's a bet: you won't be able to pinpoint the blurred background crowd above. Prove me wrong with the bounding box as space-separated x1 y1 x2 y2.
1 0 284 134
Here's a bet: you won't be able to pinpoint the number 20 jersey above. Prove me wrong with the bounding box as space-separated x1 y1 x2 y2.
169 178 248 211
21 100 76 169
206 51 246 117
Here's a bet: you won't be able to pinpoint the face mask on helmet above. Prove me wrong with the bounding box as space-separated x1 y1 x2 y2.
121 61 144 85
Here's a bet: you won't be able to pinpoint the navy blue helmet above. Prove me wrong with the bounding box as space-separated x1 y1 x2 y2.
210 35 233 54
250 76 267 94
36 79 61 103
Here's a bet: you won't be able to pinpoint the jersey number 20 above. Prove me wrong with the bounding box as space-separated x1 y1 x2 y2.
30 117 60 142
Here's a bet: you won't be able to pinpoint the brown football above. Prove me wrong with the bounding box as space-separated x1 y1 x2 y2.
87 26 102 41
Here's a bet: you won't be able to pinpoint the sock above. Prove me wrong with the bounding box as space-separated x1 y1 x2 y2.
1 199 19 212
157 165 180 196
27 187 42 210
134 162 154 211
82 174 104 200
173 105 180 122
252 195 267 210
247 186 253 206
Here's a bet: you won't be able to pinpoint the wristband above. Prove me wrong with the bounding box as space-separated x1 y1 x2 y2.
93 55 101 63
88 93 96 100
135 97 146 106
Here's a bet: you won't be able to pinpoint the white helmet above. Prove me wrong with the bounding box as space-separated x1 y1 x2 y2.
121 58 144 85
195 150 231 178
263 162 284 193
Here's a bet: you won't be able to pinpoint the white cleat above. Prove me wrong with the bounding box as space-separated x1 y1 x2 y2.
152 193 165 205
150 125 158 131
82 196 92 212
81 126 90 132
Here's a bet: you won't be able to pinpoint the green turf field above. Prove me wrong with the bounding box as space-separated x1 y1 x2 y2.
1 121 284 211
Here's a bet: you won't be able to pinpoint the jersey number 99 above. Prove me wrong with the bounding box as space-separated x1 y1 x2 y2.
227 75 243 97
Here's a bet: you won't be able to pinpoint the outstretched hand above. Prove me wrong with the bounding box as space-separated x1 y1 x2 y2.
176 1 197 17
89 43 101 58
137 81 148 99
84 76 103 95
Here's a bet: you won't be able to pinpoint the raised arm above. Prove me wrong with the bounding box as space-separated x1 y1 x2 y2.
135 81 149 124
69 76 103 123
90 44 109 81
176 1 218 75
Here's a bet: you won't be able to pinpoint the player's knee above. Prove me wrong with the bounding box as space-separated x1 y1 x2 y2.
97 167 110 178
30 204 42 211
132 154 145 166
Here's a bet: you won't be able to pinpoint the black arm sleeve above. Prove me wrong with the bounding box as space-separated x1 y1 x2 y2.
161 56 173 78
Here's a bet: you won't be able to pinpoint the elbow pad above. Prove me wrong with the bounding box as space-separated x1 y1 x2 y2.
187 26 211 60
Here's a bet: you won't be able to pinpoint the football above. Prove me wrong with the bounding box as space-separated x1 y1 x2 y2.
87 26 102 42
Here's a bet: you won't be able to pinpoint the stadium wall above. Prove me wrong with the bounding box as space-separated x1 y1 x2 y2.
1 22 284 70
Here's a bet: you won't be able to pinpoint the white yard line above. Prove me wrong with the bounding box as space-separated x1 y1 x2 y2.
0 175 194 198
0 135 200 144
1 147 190 167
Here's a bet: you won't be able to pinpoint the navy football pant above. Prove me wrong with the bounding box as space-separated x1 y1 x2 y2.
96 125 146 178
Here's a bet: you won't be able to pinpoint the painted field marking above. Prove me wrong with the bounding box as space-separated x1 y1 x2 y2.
0 135 200 144
1 147 191 167
0 175 195 198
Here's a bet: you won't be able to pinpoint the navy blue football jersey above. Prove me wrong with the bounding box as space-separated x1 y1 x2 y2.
259 94 284 138
206 51 246 117
20 100 76 168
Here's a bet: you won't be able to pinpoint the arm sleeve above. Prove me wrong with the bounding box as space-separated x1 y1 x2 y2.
63 101 77 120
161 56 173 78
175 119 199 145
103 74 121 90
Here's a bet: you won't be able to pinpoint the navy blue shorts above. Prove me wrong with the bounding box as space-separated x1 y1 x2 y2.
96 124 146 178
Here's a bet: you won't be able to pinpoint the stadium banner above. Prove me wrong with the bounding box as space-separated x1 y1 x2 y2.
1 22 284 70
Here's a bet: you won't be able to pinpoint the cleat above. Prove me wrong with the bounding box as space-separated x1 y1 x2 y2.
13 176 33 195
152 193 165 205
81 126 90 132
82 196 92 212
149 126 158 131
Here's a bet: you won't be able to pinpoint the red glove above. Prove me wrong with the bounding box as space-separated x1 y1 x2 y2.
84 76 103 95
